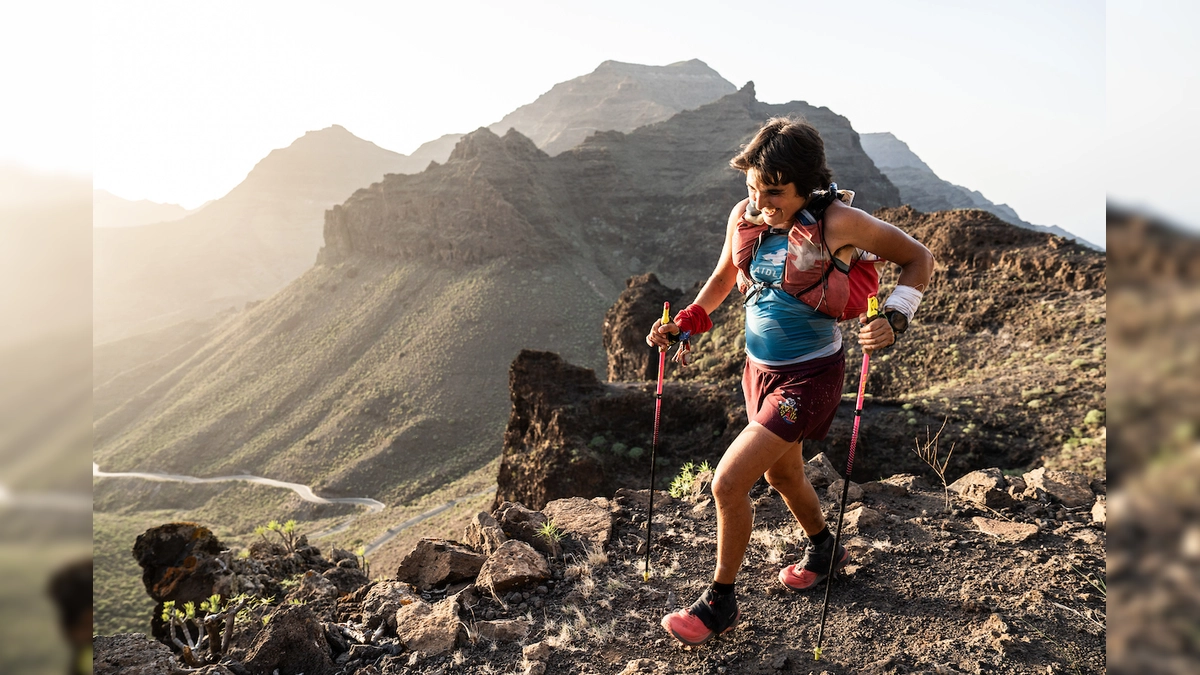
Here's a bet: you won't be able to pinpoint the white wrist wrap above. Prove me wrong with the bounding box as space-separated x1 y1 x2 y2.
883 285 923 321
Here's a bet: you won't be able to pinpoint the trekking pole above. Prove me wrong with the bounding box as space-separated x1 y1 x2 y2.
643 301 670 582
814 295 880 661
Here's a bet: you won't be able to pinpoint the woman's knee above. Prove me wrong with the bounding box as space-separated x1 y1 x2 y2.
765 463 808 492
711 469 749 504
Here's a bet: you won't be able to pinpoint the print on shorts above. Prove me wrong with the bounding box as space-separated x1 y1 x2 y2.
778 397 799 425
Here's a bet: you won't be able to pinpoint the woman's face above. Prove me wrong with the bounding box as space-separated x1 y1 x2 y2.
746 169 807 228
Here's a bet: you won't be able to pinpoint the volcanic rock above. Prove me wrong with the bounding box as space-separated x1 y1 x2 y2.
495 350 731 510
829 479 864 503
472 617 532 642
949 468 1016 509
94 633 186 675
394 539 488 591
804 452 841 489
242 604 334 675
463 511 508 555
971 517 1039 543
395 596 462 655
358 581 421 631
1022 467 1095 508
541 496 613 549
844 505 884 532
494 501 561 558
132 522 232 603
475 540 551 595
603 273 689 381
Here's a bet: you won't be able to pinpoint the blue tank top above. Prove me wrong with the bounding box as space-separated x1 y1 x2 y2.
744 234 841 365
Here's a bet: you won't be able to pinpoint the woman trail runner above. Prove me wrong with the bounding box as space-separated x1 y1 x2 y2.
647 117 934 646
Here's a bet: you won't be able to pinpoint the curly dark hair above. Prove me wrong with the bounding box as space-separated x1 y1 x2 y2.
730 117 833 197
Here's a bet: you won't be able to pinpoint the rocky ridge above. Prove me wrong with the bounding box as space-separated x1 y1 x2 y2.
93 125 423 343
98 454 1106 674
489 59 739 156
859 132 1097 249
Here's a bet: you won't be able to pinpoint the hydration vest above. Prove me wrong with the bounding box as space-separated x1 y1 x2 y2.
734 184 884 322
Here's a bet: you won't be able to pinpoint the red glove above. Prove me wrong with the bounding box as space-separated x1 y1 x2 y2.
673 303 713 336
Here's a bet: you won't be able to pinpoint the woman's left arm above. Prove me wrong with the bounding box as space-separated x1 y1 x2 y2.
825 202 935 352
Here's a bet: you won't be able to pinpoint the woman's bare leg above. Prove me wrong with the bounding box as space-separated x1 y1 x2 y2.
764 441 827 536
710 423 800 583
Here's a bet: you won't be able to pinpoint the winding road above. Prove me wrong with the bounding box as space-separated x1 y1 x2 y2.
92 462 496 553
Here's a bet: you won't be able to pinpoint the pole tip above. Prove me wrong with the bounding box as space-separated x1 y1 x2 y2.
642 571 650 583
813 647 822 661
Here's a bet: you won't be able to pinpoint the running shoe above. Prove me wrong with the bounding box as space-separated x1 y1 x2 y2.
661 586 740 645
779 536 849 591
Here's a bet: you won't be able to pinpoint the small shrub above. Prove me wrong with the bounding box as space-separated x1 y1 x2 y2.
610 442 628 456
1084 409 1105 425
627 446 644 459
537 519 564 544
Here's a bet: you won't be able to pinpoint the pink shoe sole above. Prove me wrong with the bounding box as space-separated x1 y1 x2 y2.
779 547 849 591
661 609 741 646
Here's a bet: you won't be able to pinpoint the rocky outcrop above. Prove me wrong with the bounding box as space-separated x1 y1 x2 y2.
393 539 488 591
242 604 334 675
494 350 733 510
394 597 462 656
94 633 186 675
475 540 552 595
462 511 508 555
133 523 233 604
602 273 689 381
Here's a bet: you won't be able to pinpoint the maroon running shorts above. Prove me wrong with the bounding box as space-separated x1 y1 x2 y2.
742 350 846 444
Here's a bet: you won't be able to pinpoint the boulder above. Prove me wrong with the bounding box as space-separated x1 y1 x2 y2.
1022 467 1095 508
542 497 613 549
394 538 488 591
94 633 186 675
472 617 532 642
949 468 1015 509
971 517 1039 543
828 479 864 503
476 540 551 595
495 502 562 558
242 604 334 675
359 580 421 631
395 596 462 655
843 505 884 532
804 453 841 488
132 523 234 604
463 511 508 555
613 488 673 513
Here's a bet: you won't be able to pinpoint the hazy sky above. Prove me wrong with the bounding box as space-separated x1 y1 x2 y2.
16 1 1198 247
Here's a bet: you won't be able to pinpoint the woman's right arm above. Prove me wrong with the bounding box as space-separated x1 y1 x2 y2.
647 199 747 348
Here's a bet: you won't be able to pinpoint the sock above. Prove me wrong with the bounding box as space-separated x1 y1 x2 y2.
710 581 735 597
808 526 831 546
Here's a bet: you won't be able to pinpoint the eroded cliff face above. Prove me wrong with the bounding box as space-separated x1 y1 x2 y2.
494 350 734 510
318 84 900 293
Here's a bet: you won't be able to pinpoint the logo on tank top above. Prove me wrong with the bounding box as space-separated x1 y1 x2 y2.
750 246 787 281
778 397 799 424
